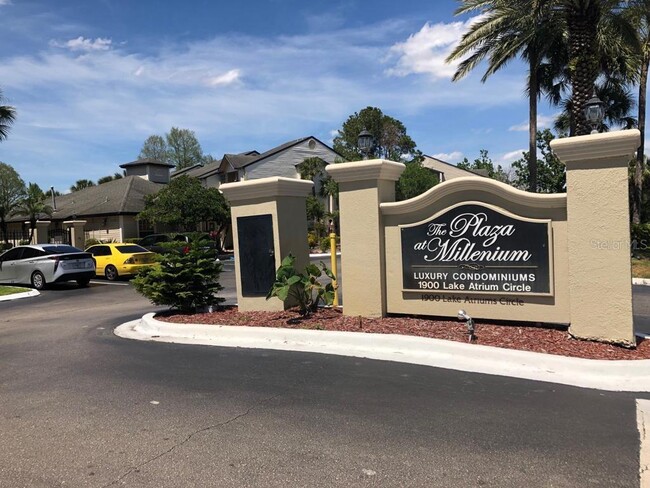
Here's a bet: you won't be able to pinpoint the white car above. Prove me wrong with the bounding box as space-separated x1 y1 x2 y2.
0 244 96 290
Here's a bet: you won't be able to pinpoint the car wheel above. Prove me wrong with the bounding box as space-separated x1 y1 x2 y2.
77 278 91 287
105 265 118 281
31 271 46 290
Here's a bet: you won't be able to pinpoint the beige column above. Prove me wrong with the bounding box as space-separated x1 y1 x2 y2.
63 220 87 250
31 220 51 244
220 177 313 312
551 130 640 345
326 159 405 318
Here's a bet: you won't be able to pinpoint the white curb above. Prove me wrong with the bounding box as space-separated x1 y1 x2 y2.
633 278 650 286
114 313 650 392
0 289 39 302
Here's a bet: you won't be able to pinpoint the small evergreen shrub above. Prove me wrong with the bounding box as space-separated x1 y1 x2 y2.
85 238 101 248
133 240 224 313
307 232 318 249
631 223 650 255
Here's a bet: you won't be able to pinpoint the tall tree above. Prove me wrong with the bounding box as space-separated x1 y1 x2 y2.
70 179 95 192
628 0 650 223
562 0 638 135
447 0 564 193
138 135 169 162
97 172 124 185
396 162 439 201
0 162 26 243
13 183 53 242
333 107 419 162
457 149 511 183
511 129 567 192
138 175 228 231
0 89 16 142
166 127 204 170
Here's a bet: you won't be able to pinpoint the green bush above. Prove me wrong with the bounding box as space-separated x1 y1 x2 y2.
307 232 318 249
266 254 336 316
319 235 339 252
123 237 141 244
0 242 13 251
132 240 224 313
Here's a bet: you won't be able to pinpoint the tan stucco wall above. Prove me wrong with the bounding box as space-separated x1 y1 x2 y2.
551 130 640 345
221 177 313 313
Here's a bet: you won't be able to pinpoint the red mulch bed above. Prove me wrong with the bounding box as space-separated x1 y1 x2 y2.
157 306 650 361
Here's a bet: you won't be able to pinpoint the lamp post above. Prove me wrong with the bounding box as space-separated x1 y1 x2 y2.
583 89 605 135
357 128 373 160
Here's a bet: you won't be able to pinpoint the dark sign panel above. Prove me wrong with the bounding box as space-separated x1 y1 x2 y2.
238 214 276 297
401 203 552 295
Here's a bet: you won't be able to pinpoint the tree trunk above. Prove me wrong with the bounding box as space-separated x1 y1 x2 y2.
529 58 539 192
567 1 601 136
633 40 649 224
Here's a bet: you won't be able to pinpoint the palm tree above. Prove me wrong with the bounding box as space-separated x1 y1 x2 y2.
446 0 565 192
0 89 16 142
13 183 53 243
561 0 639 135
70 179 95 192
627 0 650 223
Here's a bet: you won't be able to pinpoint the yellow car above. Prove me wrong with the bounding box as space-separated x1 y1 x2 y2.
85 243 157 281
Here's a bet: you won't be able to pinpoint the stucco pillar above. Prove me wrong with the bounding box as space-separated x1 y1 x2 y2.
31 220 51 244
63 220 87 250
220 177 313 312
326 159 405 318
551 130 640 345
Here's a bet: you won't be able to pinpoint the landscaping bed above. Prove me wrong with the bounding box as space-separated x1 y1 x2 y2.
158 306 650 360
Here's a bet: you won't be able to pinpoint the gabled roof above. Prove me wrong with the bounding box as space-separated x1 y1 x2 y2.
239 136 341 170
171 163 204 177
119 158 174 169
422 154 485 178
9 176 164 222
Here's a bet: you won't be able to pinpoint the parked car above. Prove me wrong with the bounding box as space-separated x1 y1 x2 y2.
85 243 157 281
138 233 221 257
0 244 95 290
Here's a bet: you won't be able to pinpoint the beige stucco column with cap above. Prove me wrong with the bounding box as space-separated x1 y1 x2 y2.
326 159 405 318
31 220 51 244
220 176 313 312
551 129 640 345
63 220 87 250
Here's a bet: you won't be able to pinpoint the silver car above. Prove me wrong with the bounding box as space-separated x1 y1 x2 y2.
0 244 96 290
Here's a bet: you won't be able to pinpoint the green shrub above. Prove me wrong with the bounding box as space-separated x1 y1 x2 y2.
123 237 141 244
307 232 318 249
0 242 13 251
319 235 339 252
18 240 31 245
266 254 336 316
132 240 224 313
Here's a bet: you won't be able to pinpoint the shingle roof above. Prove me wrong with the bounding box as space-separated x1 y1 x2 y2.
8 176 164 222
119 158 175 169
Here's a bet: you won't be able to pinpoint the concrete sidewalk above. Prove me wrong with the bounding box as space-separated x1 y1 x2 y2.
0 289 39 302
115 313 650 393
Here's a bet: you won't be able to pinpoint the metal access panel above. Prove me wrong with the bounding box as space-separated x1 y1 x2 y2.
237 214 276 297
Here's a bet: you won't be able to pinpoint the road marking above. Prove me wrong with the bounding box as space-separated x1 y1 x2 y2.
639 399 650 488
89 280 130 286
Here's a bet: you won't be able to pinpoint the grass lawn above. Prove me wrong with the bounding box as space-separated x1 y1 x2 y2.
632 257 650 279
0 286 30 296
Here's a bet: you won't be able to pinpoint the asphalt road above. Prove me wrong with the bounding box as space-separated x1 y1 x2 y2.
0 274 648 486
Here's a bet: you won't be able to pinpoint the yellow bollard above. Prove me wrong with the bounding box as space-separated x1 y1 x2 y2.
329 232 339 307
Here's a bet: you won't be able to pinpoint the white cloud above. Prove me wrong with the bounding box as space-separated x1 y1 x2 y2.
206 69 241 87
385 16 483 80
50 36 112 52
430 151 464 162
0 0 12 5
508 114 556 132
499 149 526 164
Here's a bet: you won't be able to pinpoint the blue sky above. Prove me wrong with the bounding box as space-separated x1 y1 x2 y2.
0 0 566 191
